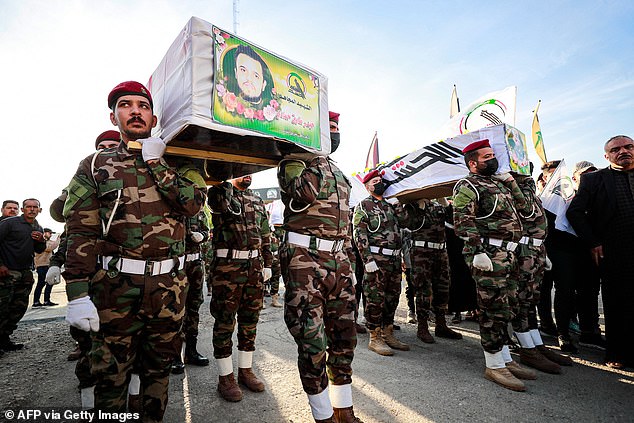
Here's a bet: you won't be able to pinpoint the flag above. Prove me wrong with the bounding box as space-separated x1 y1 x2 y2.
434 86 517 142
539 159 576 235
365 131 380 170
532 100 547 165
450 84 460 118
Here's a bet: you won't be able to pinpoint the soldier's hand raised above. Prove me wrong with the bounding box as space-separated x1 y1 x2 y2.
138 137 167 162
472 253 493 272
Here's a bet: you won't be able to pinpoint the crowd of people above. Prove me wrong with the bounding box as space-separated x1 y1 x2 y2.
0 78 631 422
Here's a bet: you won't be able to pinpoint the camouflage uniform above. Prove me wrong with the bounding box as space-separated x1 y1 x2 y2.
278 155 357 395
62 143 205 421
269 226 285 296
207 182 272 359
402 201 451 320
513 176 548 333
353 197 403 330
452 174 526 353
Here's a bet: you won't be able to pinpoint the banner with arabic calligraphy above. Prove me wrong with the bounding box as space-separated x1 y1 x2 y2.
211 26 321 149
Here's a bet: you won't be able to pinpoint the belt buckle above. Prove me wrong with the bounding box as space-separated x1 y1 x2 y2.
145 260 154 276
332 239 343 253
247 250 253 259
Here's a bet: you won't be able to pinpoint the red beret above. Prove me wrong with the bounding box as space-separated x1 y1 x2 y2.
95 130 120 149
108 81 153 110
362 169 381 184
329 111 340 123
462 139 491 154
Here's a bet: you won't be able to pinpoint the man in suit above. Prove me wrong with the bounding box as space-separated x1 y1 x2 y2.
567 135 634 369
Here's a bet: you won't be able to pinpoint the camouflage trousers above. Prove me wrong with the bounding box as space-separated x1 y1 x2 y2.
210 258 263 359
0 269 34 338
512 244 546 333
70 326 96 389
410 247 451 320
181 259 205 340
281 244 357 395
88 268 188 422
466 246 518 353
363 254 401 330
270 253 282 295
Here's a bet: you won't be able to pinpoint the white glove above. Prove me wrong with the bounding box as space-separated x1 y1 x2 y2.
190 232 204 243
365 261 379 273
472 253 493 272
66 296 100 332
45 266 62 285
416 198 429 209
492 172 513 182
545 255 553 271
262 267 272 282
138 137 166 162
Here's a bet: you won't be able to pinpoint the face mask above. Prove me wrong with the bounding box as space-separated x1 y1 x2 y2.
330 132 341 153
477 158 499 176
373 181 387 196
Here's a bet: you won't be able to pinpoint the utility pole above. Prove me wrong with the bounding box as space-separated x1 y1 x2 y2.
233 0 239 34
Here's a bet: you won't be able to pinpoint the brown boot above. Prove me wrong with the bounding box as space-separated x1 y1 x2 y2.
484 367 526 392
537 345 573 366
270 294 283 308
238 368 266 392
334 406 364 423
434 313 463 339
519 348 561 374
315 416 336 423
506 360 537 380
417 319 435 344
218 373 243 402
368 328 393 356
382 325 410 351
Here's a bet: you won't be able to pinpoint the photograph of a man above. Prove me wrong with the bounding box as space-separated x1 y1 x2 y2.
222 44 274 108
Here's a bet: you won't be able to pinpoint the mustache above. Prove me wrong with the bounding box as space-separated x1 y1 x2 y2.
127 116 146 125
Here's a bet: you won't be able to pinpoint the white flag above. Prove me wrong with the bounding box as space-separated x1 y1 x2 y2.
539 159 577 235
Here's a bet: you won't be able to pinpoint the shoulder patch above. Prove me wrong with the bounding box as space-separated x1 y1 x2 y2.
452 185 477 210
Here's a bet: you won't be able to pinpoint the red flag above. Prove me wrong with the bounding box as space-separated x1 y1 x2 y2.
365 132 380 170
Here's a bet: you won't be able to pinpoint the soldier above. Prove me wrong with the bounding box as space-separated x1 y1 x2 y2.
0 198 46 352
353 169 409 356
207 174 273 402
452 139 535 392
62 81 205 421
402 198 463 344
268 224 284 308
511 166 572 373
172 162 211 373
278 111 362 423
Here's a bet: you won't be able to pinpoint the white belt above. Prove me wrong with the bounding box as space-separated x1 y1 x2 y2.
370 246 401 257
287 231 345 253
519 236 544 247
272 251 279 256
480 238 519 252
101 255 185 276
216 249 259 260
413 240 446 250
185 253 201 262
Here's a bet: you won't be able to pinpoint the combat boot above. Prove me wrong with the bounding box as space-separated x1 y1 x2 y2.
484 367 526 392
382 325 410 351
314 416 336 423
368 328 393 356
417 319 435 344
333 406 364 423
519 348 561 374
237 350 265 392
505 360 537 380
434 313 463 339
270 294 283 307
171 356 185 374
218 373 243 402
184 337 209 366
536 345 573 366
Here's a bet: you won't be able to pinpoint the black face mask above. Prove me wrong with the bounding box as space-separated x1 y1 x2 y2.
373 181 387 196
330 132 341 153
238 180 251 190
477 158 499 176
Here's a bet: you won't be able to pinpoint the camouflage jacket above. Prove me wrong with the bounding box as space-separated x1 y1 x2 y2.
278 156 352 243
62 143 206 300
207 183 273 268
185 210 210 254
452 173 526 256
515 175 548 240
353 196 404 264
401 201 447 243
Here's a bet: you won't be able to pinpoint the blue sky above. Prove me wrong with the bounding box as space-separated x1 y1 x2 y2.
1 0 633 230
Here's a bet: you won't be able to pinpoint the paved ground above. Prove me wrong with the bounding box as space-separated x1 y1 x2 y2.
1 278 633 423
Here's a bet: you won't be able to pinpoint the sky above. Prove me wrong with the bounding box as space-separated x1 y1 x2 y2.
1 0 634 232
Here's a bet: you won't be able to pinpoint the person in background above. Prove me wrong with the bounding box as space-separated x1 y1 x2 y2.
32 228 60 307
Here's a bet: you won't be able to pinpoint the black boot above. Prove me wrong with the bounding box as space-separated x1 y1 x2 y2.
184 336 210 366
171 356 185 374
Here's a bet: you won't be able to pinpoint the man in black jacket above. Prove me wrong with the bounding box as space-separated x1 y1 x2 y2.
567 135 634 369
